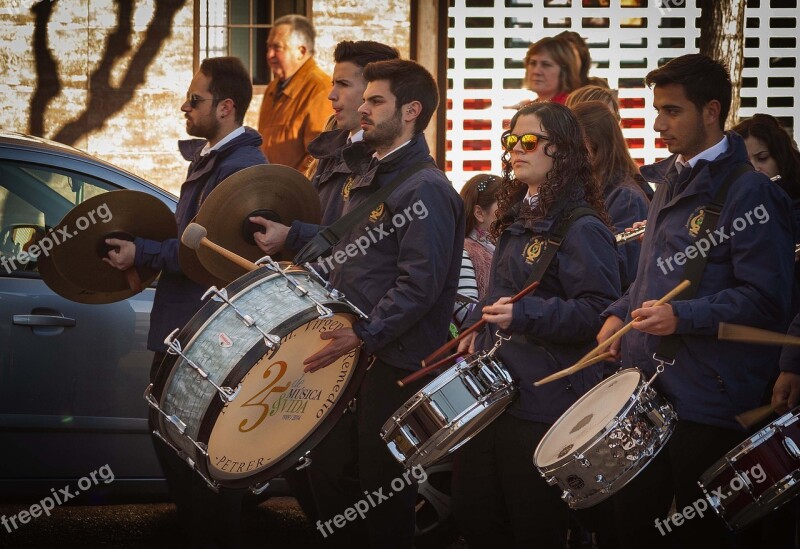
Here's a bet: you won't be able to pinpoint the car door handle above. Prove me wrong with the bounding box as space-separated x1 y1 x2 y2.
13 314 76 327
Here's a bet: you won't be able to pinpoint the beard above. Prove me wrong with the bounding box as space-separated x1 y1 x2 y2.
362 110 403 151
186 114 220 141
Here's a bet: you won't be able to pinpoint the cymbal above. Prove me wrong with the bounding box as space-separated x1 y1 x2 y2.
179 217 229 289
38 252 136 304
41 190 176 301
194 164 321 282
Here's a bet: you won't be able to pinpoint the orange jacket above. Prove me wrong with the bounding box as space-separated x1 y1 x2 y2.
257 58 331 173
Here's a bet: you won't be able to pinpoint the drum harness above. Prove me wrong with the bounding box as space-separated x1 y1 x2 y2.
645 162 753 392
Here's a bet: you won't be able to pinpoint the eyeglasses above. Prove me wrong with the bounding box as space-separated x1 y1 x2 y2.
501 132 550 152
185 93 219 109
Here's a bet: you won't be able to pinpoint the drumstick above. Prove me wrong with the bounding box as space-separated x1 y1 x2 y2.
530 352 614 387
533 279 690 386
396 352 465 388
422 280 541 367
182 222 259 272
718 323 800 347
735 399 789 429
399 280 541 388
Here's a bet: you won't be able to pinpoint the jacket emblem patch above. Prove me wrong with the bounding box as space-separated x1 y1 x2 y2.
369 203 385 223
523 237 546 264
341 176 354 201
687 206 705 237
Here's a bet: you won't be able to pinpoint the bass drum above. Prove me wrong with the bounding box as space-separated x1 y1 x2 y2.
146 263 366 490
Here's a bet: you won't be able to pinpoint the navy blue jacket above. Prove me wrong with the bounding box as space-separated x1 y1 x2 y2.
605 132 795 430
466 203 621 424
323 133 465 371
134 127 267 352
605 179 649 288
285 129 372 252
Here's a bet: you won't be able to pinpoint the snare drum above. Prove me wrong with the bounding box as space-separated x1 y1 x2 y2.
145 262 366 490
381 352 517 469
698 407 800 531
534 368 677 509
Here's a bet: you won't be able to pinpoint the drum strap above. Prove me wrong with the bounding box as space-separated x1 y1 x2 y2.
655 162 753 361
523 206 600 288
293 161 436 265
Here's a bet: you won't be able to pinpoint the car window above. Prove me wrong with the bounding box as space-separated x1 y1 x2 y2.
0 159 118 275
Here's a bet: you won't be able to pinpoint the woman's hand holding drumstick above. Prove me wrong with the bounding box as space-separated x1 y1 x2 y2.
534 279 690 386
396 281 541 388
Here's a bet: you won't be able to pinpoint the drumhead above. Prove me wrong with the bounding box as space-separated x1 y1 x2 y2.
535 369 641 468
205 311 360 483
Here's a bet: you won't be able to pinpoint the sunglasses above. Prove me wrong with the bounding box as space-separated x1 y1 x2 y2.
501 132 550 152
186 93 219 109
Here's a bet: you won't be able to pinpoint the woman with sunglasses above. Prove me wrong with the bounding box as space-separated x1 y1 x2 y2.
451 102 621 547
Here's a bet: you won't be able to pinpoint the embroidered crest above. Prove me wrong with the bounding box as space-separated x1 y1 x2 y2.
687 206 705 237
341 176 354 201
369 203 385 223
523 237 546 264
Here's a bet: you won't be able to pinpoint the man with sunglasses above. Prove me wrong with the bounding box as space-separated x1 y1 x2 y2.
104 56 266 548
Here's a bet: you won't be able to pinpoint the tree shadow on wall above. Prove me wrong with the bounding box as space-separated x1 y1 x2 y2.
27 0 188 147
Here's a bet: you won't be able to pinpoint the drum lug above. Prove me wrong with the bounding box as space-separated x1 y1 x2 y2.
428 400 448 423
560 490 575 506
545 476 558 486
595 474 610 492
573 452 591 468
164 331 241 403
186 457 219 493
783 437 800 459
202 286 227 302
295 451 313 471
145 385 188 435
250 481 270 496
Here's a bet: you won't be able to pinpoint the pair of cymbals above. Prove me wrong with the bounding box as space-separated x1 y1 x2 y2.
38 190 176 304
180 164 321 285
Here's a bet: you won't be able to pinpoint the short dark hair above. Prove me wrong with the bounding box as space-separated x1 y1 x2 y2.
274 14 316 53
645 54 732 130
363 59 438 134
199 56 252 125
334 41 400 68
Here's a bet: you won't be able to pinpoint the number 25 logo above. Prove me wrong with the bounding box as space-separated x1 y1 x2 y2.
238 360 290 433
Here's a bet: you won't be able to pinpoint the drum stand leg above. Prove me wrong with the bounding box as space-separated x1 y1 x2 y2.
163 329 241 403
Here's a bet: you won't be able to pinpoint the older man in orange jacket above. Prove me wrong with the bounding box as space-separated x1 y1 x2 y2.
257 14 331 172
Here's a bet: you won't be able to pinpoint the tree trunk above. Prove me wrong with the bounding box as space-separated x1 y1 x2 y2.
698 0 747 129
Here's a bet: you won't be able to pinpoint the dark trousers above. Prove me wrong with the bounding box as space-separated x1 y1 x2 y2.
611 420 768 549
451 412 570 548
306 358 428 548
149 353 246 549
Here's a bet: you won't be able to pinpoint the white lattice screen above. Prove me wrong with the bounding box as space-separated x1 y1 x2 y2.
446 0 800 190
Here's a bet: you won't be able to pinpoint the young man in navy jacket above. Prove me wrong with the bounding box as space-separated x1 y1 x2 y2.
299 59 464 548
597 54 796 548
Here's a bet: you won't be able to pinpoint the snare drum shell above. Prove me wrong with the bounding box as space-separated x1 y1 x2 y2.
698 408 800 531
381 353 517 469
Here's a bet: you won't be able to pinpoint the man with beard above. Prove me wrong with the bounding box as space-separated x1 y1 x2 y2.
104 56 266 548
298 59 464 548
250 40 400 254
596 54 795 548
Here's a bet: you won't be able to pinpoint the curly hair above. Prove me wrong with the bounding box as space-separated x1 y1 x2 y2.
492 102 611 240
